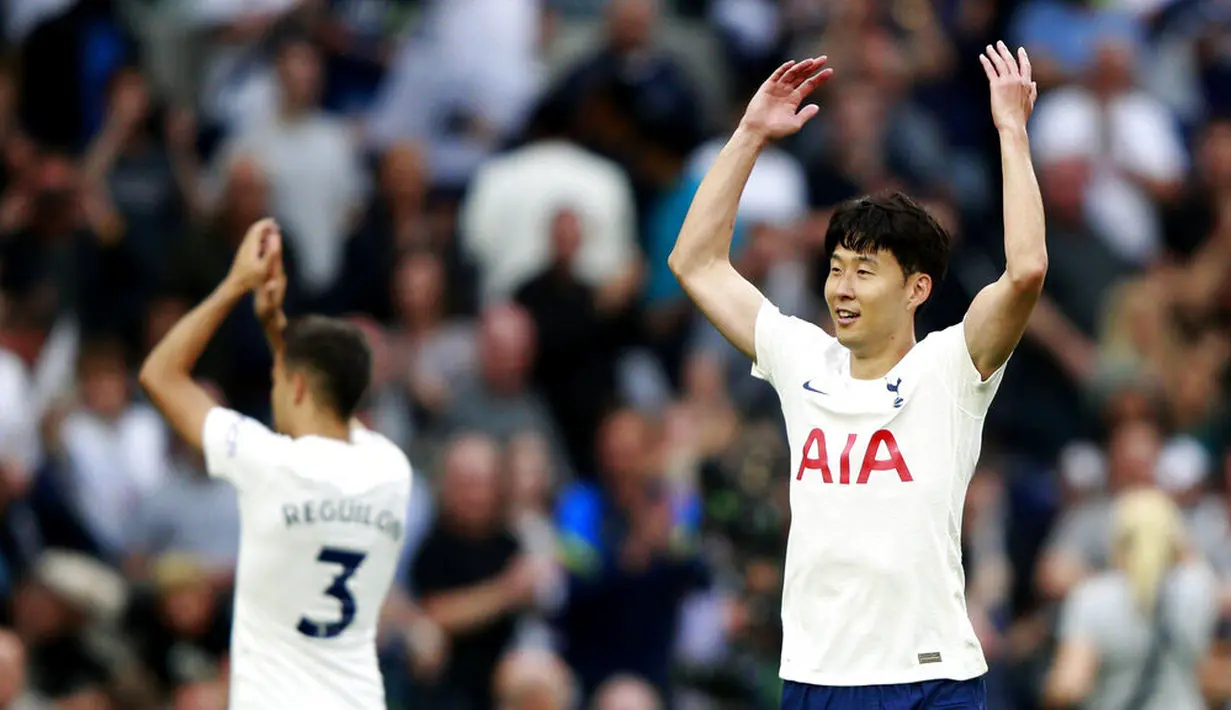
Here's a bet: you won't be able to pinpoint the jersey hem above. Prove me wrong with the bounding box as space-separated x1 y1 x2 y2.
778 659 988 688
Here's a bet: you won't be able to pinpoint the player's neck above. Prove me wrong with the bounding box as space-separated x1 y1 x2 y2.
848 331 916 380
294 414 352 443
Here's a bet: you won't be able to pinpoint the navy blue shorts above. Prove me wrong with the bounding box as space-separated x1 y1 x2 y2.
781 676 986 710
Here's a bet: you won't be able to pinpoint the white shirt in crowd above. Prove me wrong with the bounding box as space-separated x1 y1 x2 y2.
752 300 1007 686
1031 85 1188 266
202 407 412 710
686 138 809 227
459 140 638 304
62 405 169 557
219 115 366 295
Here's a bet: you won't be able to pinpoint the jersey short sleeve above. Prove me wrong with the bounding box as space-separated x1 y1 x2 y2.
751 300 830 388
929 322 1009 418
202 407 292 491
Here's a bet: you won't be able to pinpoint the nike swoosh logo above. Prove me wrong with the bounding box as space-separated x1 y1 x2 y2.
802 380 827 395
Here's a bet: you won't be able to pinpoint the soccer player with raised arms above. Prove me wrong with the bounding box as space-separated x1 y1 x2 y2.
669 44 1043 710
139 219 412 709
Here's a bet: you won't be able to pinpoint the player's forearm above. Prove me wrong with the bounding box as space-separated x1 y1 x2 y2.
998 127 1047 290
140 277 245 386
668 127 764 277
261 310 287 359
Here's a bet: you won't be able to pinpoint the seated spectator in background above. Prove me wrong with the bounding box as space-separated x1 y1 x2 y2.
11 550 128 708
591 674 661 710
1009 0 1143 89
1154 437 1227 566
215 31 366 308
492 647 576 710
514 208 641 474
82 64 204 304
1037 417 1163 602
1043 488 1218 710
365 0 544 188
556 409 710 702
458 95 639 307
187 0 302 133
122 555 232 704
1030 39 1188 267
334 141 471 322
125 407 239 580
411 434 552 710
548 0 703 157
436 304 569 469
0 151 131 343
44 338 169 562
386 251 478 449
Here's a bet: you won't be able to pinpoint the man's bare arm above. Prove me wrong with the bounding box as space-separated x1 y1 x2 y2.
669 57 831 360
140 219 280 450
668 130 771 359
139 281 243 451
964 43 1047 379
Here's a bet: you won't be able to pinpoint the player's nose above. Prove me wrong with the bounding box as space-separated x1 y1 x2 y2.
832 273 857 299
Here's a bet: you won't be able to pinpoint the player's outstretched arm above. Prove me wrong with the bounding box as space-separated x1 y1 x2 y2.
669 57 831 360
140 218 282 451
963 42 1047 380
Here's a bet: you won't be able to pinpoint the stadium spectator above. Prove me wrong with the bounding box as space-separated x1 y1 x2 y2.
410 434 550 710
492 647 575 710
514 208 642 473
215 32 366 306
436 304 568 467
1043 488 1218 710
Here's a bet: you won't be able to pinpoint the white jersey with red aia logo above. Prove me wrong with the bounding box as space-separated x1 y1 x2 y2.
202 407 412 709
751 299 1007 687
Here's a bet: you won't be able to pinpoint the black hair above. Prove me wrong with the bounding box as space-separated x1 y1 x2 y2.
283 316 372 421
824 192 953 289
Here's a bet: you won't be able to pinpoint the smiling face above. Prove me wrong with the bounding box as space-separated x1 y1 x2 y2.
820 194 953 358
825 246 932 354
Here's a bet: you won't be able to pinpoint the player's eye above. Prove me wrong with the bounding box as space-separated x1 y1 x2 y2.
829 266 841 276
857 269 873 276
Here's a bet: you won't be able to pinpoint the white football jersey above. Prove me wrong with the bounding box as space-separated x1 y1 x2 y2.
202 407 412 709
752 300 1007 687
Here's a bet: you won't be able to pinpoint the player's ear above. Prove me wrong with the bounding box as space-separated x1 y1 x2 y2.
907 273 932 311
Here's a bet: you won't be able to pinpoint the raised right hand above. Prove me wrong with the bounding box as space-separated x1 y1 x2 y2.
739 56 833 141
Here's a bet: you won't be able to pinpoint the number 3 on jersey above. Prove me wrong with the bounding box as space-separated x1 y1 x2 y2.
297 546 367 639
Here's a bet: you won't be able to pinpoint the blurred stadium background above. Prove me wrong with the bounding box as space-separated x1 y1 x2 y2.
0 0 1228 708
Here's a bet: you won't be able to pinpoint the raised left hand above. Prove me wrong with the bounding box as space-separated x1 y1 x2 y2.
253 244 287 326
981 41 1037 133
228 218 281 292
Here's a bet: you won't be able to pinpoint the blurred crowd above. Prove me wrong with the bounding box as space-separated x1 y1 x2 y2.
0 0 1228 709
